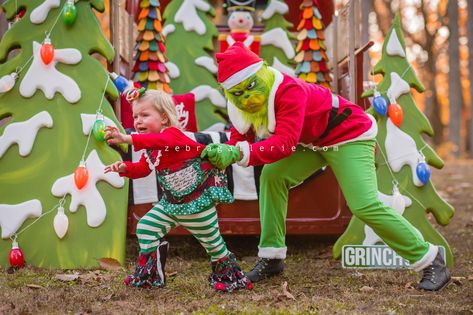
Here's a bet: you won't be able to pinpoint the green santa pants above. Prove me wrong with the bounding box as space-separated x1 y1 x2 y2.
258 140 436 269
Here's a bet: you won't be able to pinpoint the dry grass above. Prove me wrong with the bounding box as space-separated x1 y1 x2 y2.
1 160 473 314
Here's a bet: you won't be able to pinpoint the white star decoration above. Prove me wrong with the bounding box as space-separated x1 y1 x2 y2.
51 150 125 227
0 111 53 158
0 200 42 239
20 41 82 103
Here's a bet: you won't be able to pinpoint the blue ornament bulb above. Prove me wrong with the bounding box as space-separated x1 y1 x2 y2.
110 72 130 93
372 95 388 116
416 161 431 185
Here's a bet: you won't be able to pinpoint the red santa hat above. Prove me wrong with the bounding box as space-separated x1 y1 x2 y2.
216 42 264 89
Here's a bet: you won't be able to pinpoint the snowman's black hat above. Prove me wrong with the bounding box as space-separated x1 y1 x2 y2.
225 0 256 12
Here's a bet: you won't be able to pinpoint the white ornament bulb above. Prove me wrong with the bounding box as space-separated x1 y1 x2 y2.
390 185 405 214
53 206 69 239
0 72 18 93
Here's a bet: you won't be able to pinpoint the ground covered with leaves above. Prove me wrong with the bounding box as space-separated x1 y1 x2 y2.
1 160 472 314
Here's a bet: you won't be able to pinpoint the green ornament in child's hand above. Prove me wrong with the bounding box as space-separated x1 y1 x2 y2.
92 119 106 142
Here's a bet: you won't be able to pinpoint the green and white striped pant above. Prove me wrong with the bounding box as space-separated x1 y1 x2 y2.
136 205 229 261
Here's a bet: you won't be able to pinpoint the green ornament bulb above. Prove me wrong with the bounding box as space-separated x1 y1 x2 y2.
92 119 106 142
63 0 77 26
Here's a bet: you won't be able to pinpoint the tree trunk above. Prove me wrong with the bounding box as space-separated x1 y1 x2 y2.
425 58 444 145
447 0 462 157
467 1 473 157
362 0 374 81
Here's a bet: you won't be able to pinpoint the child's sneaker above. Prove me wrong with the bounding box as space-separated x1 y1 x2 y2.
124 241 169 288
124 252 154 288
208 253 253 292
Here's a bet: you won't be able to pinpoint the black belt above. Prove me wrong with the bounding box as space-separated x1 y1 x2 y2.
319 94 352 139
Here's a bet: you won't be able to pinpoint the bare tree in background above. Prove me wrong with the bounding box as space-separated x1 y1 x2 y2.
373 0 446 145
447 0 462 157
362 0 374 81
468 0 473 157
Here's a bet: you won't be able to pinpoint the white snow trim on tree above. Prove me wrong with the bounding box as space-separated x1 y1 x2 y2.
80 114 118 136
30 0 60 24
386 30 406 58
195 56 217 74
0 200 42 239
272 56 295 77
20 42 82 103
190 85 226 108
387 72 410 101
175 0 211 35
363 191 414 245
0 111 53 158
166 62 180 79
162 24 176 37
261 0 288 20
261 28 295 59
51 150 125 228
385 119 424 187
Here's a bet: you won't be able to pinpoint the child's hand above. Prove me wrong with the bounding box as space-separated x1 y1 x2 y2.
104 126 132 145
104 161 127 174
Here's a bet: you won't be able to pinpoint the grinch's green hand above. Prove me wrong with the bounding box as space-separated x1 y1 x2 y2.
201 143 241 169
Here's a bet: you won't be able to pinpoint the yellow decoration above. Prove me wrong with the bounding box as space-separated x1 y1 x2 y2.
297 29 308 41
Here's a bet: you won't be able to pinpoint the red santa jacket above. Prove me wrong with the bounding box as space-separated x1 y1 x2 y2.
120 127 205 179
226 68 377 166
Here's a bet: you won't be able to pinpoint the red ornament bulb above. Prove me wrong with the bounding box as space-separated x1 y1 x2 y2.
40 37 55 65
388 103 403 127
9 240 25 268
74 162 89 190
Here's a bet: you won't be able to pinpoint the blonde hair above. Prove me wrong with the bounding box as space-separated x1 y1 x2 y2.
134 89 179 128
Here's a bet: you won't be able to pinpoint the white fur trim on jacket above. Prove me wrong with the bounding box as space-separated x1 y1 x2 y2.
258 246 287 259
222 61 264 89
410 244 439 272
236 141 250 167
226 67 284 136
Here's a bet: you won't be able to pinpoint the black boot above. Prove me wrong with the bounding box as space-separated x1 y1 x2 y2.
246 258 284 283
417 251 451 291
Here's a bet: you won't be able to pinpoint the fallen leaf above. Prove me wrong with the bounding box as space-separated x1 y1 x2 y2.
452 278 463 286
97 258 123 271
360 286 374 292
26 284 43 289
100 294 113 302
452 276 466 280
55 273 79 282
351 271 365 278
166 271 178 277
404 282 415 289
278 281 296 300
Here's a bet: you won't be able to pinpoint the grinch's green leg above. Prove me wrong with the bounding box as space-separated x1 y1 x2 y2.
258 146 326 258
323 140 436 267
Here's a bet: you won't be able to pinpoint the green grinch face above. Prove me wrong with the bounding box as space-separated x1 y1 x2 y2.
224 65 274 113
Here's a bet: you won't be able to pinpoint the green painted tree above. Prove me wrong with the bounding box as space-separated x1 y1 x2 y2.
260 0 296 76
163 0 225 130
0 0 128 268
333 14 455 267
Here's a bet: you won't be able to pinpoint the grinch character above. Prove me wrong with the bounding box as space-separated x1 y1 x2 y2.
201 42 451 291
218 0 260 55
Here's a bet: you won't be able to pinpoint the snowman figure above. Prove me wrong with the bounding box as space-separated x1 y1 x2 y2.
219 0 260 55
